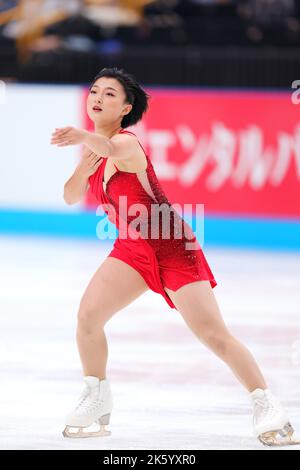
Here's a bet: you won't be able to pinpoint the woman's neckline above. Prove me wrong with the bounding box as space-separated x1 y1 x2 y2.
102 130 149 193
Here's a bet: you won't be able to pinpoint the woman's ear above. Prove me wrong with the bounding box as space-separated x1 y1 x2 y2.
122 103 133 116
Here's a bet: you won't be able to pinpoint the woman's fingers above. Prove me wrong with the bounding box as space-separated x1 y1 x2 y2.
86 151 96 160
57 141 72 147
87 152 102 164
51 134 71 145
52 130 67 139
52 139 68 145
94 157 104 167
93 158 103 169
51 127 72 144
92 154 102 164
54 127 71 136
81 151 100 165
51 134 66 142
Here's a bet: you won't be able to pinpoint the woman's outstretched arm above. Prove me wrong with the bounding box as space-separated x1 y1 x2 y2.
51 126 138 161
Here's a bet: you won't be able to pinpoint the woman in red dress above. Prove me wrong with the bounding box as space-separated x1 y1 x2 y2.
51 67 297 446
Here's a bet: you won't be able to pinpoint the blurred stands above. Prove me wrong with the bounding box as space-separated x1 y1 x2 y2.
0 0 300 87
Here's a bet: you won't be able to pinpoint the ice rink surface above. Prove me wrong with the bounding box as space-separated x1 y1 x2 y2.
1 235 299 450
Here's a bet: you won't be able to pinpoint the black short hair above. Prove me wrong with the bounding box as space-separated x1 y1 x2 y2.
90 67 150 128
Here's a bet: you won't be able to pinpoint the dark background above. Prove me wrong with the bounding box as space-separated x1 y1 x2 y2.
1 0 300 87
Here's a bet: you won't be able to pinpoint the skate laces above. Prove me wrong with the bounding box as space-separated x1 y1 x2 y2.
76 385 97 411
75 384 102 413
253 394 281 422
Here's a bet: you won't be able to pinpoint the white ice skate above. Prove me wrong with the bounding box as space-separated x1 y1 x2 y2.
250 388 300 447
62 376 113 438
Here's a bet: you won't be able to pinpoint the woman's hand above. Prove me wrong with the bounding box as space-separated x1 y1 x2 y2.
76 147 103 177
51 127 88 146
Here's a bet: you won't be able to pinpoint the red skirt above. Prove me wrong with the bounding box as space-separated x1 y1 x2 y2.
108 236 217 311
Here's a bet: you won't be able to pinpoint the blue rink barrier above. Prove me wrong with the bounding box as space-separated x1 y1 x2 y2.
0 208 300 251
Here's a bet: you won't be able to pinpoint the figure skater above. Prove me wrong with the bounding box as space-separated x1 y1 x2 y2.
51 67 298 446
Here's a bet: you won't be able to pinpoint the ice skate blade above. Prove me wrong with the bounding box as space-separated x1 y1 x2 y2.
258 422 300 447
62 424 111 438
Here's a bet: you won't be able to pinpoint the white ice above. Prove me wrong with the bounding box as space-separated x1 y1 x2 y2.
0 235 299 450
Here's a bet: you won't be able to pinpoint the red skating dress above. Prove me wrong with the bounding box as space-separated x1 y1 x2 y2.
88 129 217 310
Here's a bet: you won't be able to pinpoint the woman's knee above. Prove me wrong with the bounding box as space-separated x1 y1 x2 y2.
77 301 108 334
201 329 234 357
77 277 116 333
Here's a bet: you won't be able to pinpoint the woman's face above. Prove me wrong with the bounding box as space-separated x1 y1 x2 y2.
87 76 132 126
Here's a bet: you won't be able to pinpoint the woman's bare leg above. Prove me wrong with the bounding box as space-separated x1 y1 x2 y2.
164 281 267 392
76 257 149 380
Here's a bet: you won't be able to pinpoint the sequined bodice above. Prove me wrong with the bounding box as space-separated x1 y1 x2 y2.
88 129 198 255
